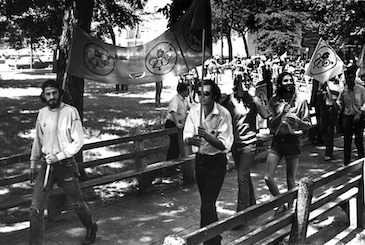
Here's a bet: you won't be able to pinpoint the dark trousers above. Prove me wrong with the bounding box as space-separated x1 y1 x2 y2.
195 153 227 245
343 115 365 165
29 159 93 245
319 105 338 157
165 119 180 160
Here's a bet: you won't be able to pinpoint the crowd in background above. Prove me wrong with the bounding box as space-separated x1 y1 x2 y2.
162 51 365 245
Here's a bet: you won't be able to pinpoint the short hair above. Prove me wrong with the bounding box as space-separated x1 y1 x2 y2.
40 79 64 103
177 82 190 93
197 79 221 102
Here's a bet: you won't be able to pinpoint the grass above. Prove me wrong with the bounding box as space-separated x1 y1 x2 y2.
0 69 180 226
0 71 173 158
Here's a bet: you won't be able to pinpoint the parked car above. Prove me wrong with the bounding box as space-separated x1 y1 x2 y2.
14 57 49 69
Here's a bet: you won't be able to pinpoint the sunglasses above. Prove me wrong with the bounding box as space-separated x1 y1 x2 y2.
283 79 294 83
197 91 211 96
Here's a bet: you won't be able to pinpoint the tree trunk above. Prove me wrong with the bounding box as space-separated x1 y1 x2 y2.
57 0 94 181
226 31 233 61
241 31 250 57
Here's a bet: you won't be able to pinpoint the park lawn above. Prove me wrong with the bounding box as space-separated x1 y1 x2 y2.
0 71 177 225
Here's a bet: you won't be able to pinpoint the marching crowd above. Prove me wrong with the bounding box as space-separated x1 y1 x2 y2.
164 53 365 245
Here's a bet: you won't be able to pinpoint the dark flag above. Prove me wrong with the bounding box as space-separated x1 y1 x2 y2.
190 0 212 51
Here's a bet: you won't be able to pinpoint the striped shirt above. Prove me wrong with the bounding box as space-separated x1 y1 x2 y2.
221 94 260 147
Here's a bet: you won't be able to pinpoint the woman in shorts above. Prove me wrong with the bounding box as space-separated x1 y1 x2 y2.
264 71 312 215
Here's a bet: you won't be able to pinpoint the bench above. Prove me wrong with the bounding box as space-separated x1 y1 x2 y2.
164 158 365 245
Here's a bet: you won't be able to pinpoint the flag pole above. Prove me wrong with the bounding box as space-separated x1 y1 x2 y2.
274 85 299 136
199 28 206 127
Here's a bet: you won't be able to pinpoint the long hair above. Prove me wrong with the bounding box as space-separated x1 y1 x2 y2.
276 72 295 97
233 73 252 92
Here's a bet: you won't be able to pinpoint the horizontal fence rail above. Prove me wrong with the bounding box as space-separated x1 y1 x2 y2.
0 127 198 212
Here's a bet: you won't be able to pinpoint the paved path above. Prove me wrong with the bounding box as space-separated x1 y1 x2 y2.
2 134 365 244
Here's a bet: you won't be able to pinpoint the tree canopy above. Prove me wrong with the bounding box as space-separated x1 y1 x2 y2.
162 0 365 58
0 0 147 49
2 0 364 58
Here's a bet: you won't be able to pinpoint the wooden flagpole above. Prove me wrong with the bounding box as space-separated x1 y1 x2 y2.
199 28 206 127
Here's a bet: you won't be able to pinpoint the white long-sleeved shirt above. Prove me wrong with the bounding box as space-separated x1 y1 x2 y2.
30 102 84 162
183 102 233 155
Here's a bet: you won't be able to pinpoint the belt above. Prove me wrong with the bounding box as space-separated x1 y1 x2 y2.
273 134 298 141
196 153 225 158
60 157 74 164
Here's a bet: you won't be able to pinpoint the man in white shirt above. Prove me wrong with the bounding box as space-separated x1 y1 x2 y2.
165 82 191 160
184 79 233 245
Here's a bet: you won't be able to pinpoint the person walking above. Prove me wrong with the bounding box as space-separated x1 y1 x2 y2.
155 81 163 106
29 79 97 245
318 75 344 161
309 78 325 145
220 74 269 229
262 60 273 100
183 79 233 245
165 82 191 160
264 72 312 215
337 65 365 165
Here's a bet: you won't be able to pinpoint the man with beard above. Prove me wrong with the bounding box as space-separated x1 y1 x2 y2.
29 80 97 245
263 72 311 216
220 74 269 229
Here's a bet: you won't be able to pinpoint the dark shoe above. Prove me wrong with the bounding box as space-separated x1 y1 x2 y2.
274 205 287 217
82 222 98 245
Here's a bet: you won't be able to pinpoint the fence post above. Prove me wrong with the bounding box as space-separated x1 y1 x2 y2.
163 234 186 245
288 177 314 245
135 126 152 193
177 129 195 181
356 158 365 227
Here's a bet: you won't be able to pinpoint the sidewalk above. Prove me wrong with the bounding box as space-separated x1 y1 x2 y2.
1 135 364 245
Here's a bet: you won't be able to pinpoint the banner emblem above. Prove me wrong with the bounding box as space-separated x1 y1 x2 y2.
146 42 177 75
311 47 337 74
84 44 115 75
305 38 343 83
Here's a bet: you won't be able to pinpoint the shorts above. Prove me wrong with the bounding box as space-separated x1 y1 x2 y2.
270 134 300 159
